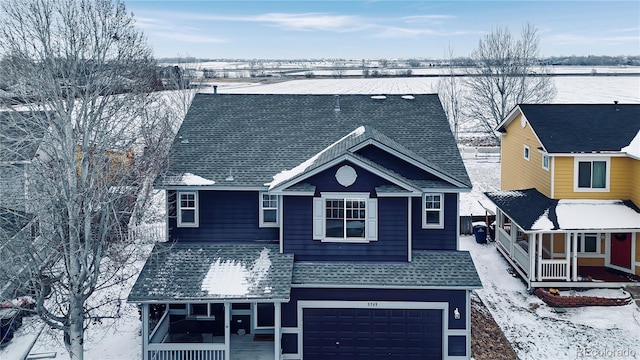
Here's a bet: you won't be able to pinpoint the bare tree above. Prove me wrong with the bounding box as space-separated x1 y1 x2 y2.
0 0 180 358
465 23 556 139
437 46 463 142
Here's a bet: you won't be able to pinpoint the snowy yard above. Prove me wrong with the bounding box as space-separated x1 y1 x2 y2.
2 158 638 360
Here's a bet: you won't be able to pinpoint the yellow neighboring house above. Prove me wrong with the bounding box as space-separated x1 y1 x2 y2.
485 103 640 288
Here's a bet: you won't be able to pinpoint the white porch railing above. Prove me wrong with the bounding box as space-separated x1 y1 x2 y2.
148 344 225 360
540 260 568 280
512 243 529 276
496 228 511 252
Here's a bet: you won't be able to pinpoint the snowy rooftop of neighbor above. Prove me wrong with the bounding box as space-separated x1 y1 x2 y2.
622 130 640 158
485 189 640 231
128 243 293 302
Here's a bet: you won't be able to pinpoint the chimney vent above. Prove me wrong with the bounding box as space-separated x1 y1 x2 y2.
213 85 218 94
614 100 618 104
334 95 340 112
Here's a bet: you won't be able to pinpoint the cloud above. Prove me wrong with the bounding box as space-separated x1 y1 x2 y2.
402 14 456 23
549 33 639 46
251 13 366 32
152 31 228 44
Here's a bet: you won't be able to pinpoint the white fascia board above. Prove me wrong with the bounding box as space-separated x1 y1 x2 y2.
495 105 522 131
550 152 627 157
269 154 423 194
270 190 316 196
159 185 266 191
127 298 290 304
349 139 469 189
291 284 482 290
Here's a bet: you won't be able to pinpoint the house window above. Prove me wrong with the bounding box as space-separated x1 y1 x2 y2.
523 145 530 161
313 193 377 242
326 198 366 238
422 193 444 229
573 233 599 253
177 191 198 227
542 154 549 170
259 193 279 227
575 158 609 191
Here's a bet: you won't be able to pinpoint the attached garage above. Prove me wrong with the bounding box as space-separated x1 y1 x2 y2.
300 301 445 360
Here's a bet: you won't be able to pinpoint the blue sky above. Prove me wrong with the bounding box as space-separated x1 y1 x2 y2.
124 1 640 59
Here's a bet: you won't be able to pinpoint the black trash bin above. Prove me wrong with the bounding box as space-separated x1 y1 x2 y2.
472 222 487 244
489 221 496 241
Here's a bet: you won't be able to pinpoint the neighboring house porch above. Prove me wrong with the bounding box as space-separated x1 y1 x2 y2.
486 189 640 288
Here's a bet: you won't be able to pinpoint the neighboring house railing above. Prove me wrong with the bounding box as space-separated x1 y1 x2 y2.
539 260 568 280
496 228 511 254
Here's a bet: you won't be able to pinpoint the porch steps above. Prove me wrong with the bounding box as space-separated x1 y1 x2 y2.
624 286 640 310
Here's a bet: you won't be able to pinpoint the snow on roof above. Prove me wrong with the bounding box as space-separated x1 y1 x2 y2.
201 248 272 297
555 200 640 230
181 172 215 185
267 126 366 189
531 209 554 230
621 130 640 159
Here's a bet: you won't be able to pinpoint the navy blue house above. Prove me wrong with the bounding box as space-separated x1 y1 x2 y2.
128 93 481 360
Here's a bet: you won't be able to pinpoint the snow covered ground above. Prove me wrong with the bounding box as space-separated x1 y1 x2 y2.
203 75 640 104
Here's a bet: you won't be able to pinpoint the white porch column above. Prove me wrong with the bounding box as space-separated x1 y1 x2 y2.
572 232 578 281
529 234 535 281
274 302 282 360
565 232 570 281
537 233 543 281
141 304 149 360
224 302 231 358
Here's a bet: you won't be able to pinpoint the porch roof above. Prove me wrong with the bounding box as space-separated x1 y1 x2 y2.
128 243 294 303
485 189 640 231
292 250 482 288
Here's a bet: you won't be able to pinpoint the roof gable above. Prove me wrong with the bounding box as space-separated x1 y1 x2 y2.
158 94 470 188
499 104 640 154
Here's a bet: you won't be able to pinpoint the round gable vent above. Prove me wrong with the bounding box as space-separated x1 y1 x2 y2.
335 165 357 187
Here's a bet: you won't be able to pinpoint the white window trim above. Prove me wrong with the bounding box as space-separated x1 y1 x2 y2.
177 191 199 227
541 153 549 171
523 145 530 161
573 157 610 192
422 193 444 229
314 192 377 243
572 233 602 256
253 302 275 329
259 192 280 227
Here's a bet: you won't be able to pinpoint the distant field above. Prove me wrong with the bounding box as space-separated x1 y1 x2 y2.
200 75 640 105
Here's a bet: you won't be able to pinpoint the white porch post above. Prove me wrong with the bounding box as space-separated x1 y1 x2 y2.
141 303 149 360
529 234 535 282
274 302 282 360
565 232 571 281
224 302 231 358
537 233 542 281
572 232 578 281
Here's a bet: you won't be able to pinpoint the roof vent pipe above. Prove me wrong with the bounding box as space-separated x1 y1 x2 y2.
213 85 218 94
334 95 340 112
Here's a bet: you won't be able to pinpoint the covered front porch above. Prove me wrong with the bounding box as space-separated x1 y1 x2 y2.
128 243 294 360
141 301 280 360
486 189 640 288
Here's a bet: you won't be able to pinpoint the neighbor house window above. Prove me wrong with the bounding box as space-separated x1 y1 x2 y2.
177 191 198 227
542 154 549 170
575 158 609 191
573 233 599 253
313 193 377 242
259 193 279 227
422 193 444 229
523 145 530 161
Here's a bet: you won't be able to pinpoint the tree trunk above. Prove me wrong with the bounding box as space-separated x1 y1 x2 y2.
67 292 85 360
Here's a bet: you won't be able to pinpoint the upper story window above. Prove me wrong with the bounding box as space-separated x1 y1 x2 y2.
178 191 198 227
523 145 530 161
574 157 609 191
259 193 279 227
422 193 444 229
313 193 377 243
542 154 549 171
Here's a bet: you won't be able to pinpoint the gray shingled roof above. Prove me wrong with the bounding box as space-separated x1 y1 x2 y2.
128 243 294 302
503 104 640 153
0 111 48 162
157 94 470 188
292 251 481 288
